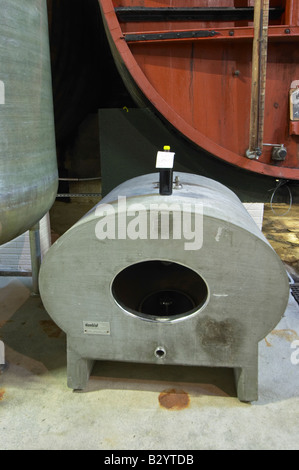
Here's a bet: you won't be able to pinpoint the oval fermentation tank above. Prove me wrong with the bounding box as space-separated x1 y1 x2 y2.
39 172 289 402
0 0 58 246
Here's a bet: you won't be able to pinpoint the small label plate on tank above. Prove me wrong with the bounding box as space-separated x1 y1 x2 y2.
83 321 110 335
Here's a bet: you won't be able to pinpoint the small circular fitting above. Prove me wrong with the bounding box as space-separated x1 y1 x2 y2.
155 346 166 359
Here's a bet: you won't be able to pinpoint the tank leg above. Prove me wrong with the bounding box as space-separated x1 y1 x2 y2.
29 222 41 296
67 339 94 390
234 350 259 402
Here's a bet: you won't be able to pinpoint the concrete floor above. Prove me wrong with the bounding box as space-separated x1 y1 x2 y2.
0 200 299 450
0 276 298 450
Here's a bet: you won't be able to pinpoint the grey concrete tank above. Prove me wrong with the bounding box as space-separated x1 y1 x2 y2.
39 172 289 402
0 0 58 245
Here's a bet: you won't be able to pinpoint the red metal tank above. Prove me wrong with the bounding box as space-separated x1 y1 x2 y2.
98 0 299 180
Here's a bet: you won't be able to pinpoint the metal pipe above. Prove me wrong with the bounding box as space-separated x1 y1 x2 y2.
56 193 102 198
247 0 270 159
59 177 102 182
29 223 41 296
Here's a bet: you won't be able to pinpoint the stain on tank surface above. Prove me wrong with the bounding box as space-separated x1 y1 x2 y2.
197 316 243 358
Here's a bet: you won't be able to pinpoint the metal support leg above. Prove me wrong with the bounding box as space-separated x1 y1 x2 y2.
29 222 41 296
67 337 94 390
234 348 259 402
0 339 6 374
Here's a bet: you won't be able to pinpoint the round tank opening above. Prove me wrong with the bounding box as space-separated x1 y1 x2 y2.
111 260 208 322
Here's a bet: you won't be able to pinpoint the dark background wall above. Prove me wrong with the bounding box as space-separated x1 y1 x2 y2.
47 0 135 176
